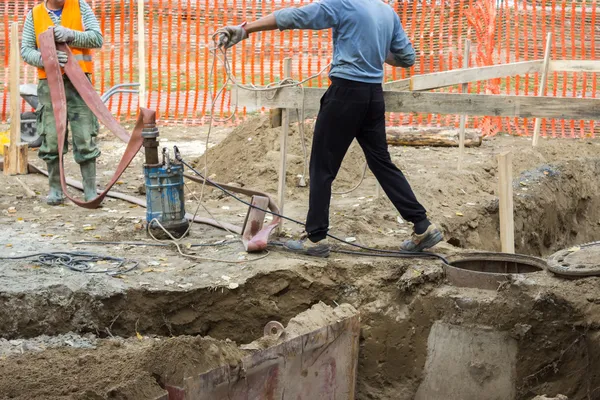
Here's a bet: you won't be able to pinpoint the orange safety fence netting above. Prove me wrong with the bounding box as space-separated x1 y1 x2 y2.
1 0 598 137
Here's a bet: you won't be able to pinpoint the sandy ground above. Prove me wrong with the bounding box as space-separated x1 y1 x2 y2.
2 117 600 294
2 117 600 399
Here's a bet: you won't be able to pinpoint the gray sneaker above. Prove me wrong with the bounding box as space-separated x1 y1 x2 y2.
284 237 331 258
400 224 443 252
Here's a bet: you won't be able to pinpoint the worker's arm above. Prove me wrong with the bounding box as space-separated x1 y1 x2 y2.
244 14 278 34
218 0 339 48
68 0 103 49
21 11 45 68
385 13 415 68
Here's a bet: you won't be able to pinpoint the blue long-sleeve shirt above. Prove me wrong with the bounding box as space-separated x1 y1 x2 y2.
274 0 415 84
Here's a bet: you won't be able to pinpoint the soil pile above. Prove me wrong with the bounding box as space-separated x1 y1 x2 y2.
0 336 246 400
243 302 357 351
192 116 367 196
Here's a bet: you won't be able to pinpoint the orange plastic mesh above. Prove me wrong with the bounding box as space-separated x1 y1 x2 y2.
1 0 598 138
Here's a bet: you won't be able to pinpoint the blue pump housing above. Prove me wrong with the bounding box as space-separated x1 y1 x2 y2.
144 162 189 236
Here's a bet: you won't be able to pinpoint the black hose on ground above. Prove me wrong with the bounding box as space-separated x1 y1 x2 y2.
177 155 449 265
0 251 139 275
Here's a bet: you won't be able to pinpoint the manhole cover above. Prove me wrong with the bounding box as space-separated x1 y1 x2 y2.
547 241 600 277
445 252 547 290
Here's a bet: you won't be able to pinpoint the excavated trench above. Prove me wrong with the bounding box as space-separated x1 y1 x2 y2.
2 157 600 400
442 157 600 257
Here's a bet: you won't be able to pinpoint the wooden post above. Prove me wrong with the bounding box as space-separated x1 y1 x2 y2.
277 58 292 234
458 39 470 170
269 108 282 128
4 22 28 176
137 0 146 108
497 152 514 253
532 33 552 147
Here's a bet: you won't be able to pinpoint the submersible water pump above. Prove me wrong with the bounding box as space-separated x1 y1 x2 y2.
142 118 189 239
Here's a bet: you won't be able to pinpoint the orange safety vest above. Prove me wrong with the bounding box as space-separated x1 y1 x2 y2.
33 0 93 79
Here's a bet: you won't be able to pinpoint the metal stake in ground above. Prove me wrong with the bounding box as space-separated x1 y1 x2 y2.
497 151 515 253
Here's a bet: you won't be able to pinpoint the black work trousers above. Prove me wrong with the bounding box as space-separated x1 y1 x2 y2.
306 77 428 242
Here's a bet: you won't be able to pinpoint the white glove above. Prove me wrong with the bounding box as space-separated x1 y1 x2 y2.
216 25 248 49
54 26 75 43
57 50 68 67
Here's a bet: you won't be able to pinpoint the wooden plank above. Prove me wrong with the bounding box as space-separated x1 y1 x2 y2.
532 33 552 147
5 23 28 176
410 60 543 91
497 152 515 254
458 39 470 170
277 58 292 234
384 59 599 92
387 127 481 147
137 0 146 108
235 87 600 120
383 78 411 91
549 60 600 73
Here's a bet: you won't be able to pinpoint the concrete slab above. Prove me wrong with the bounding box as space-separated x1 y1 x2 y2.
416 321 518 400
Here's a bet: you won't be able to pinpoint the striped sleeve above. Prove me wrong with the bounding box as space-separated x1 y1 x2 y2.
70 0 103 49
20 10 44 68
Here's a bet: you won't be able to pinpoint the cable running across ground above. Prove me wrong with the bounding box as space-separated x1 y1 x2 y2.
177 154 449 265
0 251 139 275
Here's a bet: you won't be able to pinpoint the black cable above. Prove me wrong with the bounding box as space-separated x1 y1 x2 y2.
177 155 448 264
0 251 139 276
269 241 449 264
76 240 239 248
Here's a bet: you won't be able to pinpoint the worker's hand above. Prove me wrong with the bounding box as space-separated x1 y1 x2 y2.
56 50 68 67
216 25 248 49
53 26 75 43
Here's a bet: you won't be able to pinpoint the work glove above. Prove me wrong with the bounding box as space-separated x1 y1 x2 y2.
57 50 68 67
216 24 248 49
53 26 75 43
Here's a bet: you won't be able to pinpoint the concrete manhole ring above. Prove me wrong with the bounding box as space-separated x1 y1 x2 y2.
445 252 547 290
547 241 600 277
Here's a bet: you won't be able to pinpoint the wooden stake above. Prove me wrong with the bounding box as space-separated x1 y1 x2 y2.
269 108 282 128
497 152 514 253
14 177 36 198
458 39 470 170
137 0 146 108
277 58 292 234
4 22 28 176
532 33 552 147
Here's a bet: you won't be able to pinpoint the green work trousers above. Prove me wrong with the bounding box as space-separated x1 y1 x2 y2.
36 77 100 164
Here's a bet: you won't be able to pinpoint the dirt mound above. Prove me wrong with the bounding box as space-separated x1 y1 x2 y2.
192 116 367 196
243 302 357 351
0 336 245 400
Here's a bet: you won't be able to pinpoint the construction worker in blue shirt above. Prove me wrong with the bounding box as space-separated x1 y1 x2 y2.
218 0 443 257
